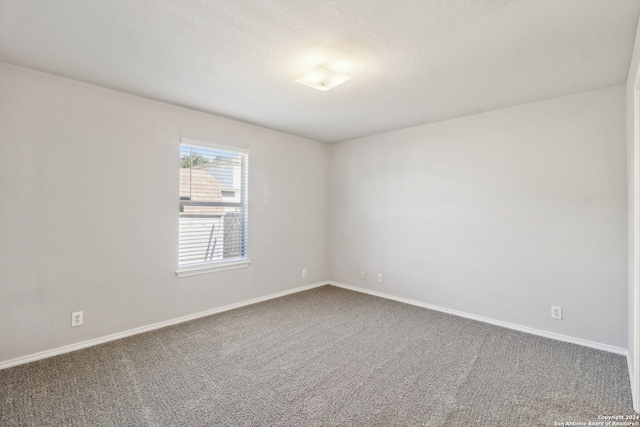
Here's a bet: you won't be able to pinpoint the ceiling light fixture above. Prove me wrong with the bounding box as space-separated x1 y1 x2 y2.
295 63 353 91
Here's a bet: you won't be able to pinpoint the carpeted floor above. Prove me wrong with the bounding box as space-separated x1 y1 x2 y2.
0 285 634 426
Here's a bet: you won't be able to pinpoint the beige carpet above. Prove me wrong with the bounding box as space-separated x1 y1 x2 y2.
0 285 634 426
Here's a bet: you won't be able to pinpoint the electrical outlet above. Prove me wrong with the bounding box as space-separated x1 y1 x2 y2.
551 306 562 320
377 273 383 284
72 311 84 327
302 268 307 278
360 270 366 280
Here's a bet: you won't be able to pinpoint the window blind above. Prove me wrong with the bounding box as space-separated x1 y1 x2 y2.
179 142 248 267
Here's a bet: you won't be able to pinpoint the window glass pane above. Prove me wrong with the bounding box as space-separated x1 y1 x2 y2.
179 143 248 267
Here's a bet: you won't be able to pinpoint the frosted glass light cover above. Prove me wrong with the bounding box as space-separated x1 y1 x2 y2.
295 64 352 91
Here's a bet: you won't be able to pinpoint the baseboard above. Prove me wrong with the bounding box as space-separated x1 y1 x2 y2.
0 281 329 371
328 281 628 356
1 280 627 371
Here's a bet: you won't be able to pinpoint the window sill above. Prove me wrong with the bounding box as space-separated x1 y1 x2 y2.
176 259 251 278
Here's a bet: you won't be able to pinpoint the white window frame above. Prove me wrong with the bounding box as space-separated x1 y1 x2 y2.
176 138 250 277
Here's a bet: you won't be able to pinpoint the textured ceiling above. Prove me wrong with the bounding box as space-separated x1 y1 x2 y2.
1 1 639 143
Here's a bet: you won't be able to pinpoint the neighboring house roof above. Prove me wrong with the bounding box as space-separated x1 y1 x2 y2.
180 168 224 217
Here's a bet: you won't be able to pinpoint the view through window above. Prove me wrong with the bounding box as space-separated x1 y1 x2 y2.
179 142 248 268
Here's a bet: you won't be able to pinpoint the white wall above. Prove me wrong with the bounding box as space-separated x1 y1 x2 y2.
0 59 630 365
329 85 627 348
626 15 640 410
0 62 328 363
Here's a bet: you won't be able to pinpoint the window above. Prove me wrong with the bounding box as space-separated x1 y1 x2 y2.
176 139 249 277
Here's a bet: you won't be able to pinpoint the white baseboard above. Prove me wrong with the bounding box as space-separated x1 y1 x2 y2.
0 281 329 371
0 280 628 371
328 281 628 356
